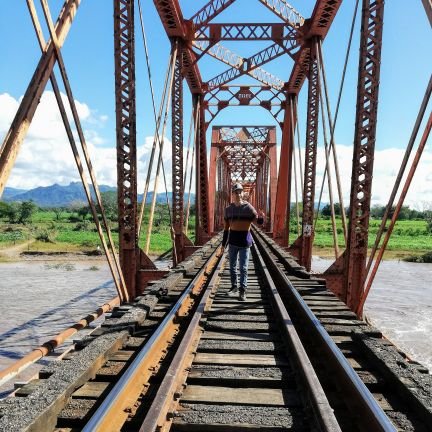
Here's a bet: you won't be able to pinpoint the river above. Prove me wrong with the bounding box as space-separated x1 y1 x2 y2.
0 257 430 383
312 257 432 372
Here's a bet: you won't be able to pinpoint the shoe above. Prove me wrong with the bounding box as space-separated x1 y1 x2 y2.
226 286 238 296
239 291 247 301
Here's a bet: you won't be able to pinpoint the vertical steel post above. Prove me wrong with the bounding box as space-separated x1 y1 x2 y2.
195 94 210 244
262 153 269 221
299 39 320 271
344 0 385 310
273 94 295 246
208 131 219 234
114 0 137 298
215 153 224 230
268 143 278 232
171 40 184 265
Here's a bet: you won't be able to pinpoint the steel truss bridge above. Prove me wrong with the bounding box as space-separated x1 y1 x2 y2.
1 0 431 316
0 1 431 430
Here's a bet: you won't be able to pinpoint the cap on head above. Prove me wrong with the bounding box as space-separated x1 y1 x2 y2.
232 183 243 193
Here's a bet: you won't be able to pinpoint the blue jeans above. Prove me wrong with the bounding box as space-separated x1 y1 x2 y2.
228 244 250 291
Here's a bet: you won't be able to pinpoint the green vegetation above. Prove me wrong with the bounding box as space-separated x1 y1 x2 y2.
0 198 430 260
290 203 432 259
0 194 196 256
310 218 430 251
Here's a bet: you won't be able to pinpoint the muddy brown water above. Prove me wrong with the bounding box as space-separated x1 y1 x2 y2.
312 257 432 372
0 258 430 379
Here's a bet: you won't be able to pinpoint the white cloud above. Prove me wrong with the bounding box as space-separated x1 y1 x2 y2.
1 91 431 208
0 92 178 194
290 143 432 209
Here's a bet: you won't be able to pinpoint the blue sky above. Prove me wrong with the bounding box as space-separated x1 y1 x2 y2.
0 1 431 207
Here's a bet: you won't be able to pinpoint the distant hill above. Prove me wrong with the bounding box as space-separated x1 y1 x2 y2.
2 187 28 199
3 182 116 207
3 182 195 207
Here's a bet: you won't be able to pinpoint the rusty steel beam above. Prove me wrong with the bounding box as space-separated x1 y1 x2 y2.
306 0 343 37
171 41 185 265
154 0 203 93
287 0 342 94
195 95 211 244
298 41 320 271
0 0 81 197
194 23 296 40
344 0 385 311
153 0 185 37
268 142 278 232
114 0 139 298
193 42 285 90
213 126 275 229
258 0 305 28
204 85 285 126
190 0 237 28
207 39 299 90
208 131 219 234
422 0 432 26
273 96 295 246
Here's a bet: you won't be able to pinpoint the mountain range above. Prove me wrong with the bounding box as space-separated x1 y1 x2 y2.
3 182 194 207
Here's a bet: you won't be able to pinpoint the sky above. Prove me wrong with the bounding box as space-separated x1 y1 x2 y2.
0 0 431 209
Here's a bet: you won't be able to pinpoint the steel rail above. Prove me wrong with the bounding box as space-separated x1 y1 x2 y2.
251 244 342 431
0 296 120 387
82 245 223 432
142 242 340 431
139 251 226 431
252 228 397 432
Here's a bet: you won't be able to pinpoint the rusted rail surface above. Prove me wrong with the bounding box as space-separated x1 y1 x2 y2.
0 233 431 431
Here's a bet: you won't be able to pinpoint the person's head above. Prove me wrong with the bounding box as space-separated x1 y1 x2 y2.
232 183 243 201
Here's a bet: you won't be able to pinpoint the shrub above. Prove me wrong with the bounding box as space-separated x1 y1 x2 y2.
35 228 56 243
74 221 91 231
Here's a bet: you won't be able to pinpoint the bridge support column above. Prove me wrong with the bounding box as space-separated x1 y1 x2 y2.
273 94 296 247
171 39 185 266
268 143 278 232
342 0 385 312
114 0 139 299
320 1 385 313
195 94 211 245
295 39 320 272
208 131 218 234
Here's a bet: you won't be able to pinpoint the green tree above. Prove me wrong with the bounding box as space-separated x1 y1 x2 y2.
99 191 118 221
321 203 342 217
0 202 13 219
78 205 91 221
424 209 432 234
3 202 20 223
18 201 37 224
388 205 411 220
370 204 386 219
53 207 64 221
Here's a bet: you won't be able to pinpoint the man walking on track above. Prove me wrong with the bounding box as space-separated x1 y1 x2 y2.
221 183 264 301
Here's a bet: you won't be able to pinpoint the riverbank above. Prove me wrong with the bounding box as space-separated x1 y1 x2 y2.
312 246 428 261
0 242 162 263
0 241 429 263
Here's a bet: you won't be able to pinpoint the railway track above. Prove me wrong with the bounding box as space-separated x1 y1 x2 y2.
0 232 431 431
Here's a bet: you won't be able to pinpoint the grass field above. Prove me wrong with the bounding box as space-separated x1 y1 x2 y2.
311 217 431 251
0 210 196 255
0 211 430 259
